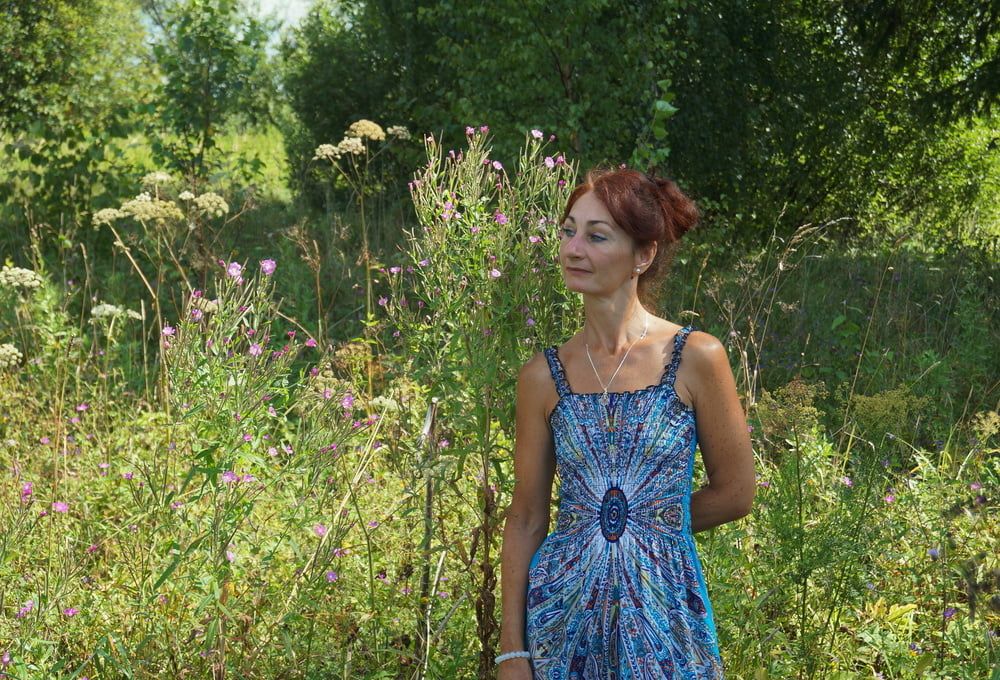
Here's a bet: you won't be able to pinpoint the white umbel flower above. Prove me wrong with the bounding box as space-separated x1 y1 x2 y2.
347 119 385 141
141 171 175 188
193 192 229 218
0 343 23 370
387 125 411 140
0 265 43 292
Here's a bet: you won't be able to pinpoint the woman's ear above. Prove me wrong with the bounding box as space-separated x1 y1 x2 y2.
639 242 657 268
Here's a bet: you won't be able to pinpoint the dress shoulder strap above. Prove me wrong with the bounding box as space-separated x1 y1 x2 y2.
543 347 571 398
661 325 695 389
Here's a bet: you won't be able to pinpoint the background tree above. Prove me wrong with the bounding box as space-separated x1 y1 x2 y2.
150 0 277 179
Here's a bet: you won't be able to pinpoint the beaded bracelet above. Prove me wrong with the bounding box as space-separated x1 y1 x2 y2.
494 650 531 665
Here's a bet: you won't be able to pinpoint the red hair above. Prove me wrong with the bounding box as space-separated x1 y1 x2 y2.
561 168 699 299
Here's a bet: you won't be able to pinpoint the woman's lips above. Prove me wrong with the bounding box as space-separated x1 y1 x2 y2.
565 267 590 274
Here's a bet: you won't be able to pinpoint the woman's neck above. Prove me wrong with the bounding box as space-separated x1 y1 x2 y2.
581 293 648 356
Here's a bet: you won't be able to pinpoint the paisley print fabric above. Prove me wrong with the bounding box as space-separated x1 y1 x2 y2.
525 326 724 679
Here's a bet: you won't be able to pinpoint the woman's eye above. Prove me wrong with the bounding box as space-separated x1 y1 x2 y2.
590 234 606 242
559 227 574 238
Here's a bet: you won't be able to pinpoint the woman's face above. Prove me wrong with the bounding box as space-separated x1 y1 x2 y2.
558 190 650 296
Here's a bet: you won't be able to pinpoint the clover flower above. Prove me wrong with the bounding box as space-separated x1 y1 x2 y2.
347 119 385 141
0 343 23 370
0 265 43 291
386 125 410 140
193 192 229 218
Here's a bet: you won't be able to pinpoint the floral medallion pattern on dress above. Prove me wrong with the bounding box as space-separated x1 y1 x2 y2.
526 326 724 679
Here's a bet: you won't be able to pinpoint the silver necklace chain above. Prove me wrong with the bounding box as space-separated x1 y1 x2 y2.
584 310 650 405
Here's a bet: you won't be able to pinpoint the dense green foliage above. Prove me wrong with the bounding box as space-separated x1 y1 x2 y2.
280 0 1000 250
150 0 276 177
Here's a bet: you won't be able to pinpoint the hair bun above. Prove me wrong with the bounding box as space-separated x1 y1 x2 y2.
653 177 699 242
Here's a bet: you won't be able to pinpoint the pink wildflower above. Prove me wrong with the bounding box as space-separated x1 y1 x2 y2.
226 262 242 278
305 338 317 348
52 501 68 513
162 325 175 336
249 343 262 357
313 523 328 538
260 259 276 276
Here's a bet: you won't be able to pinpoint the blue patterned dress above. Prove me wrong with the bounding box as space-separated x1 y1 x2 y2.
525 326 724 679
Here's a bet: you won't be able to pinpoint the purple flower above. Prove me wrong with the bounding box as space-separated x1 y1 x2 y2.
928 547 940 559
221 470 238 484
943 607 956 620
544 156 555 169
529 235 542 244
313 523 328 538
122 472 134 480
76 403 89 412
63 607 78 617
418 258 429 267
492 160 503 171
326 570 339 582
249 343 262 357
530 129 543 139
465 126 475 136
368 520 379 528
226 262 242 278
332 547 347 557
16 600 33 618
526 318 536 327
20 481 32 503
226 547 236 563
841 476 853 487
341 393 354 410
378 296 388 307
480 125 489 134
162 325 176 336
489 268 502 279
260 259 276 276
884 493 896 504
389 266 401 274
970 481 982 491
191 308 203 321
52 501 68 513
494 212 509 225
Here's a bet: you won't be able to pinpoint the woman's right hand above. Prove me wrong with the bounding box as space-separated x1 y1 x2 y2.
497 657 533 680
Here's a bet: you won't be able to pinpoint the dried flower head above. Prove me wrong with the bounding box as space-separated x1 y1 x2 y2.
347 119 385 141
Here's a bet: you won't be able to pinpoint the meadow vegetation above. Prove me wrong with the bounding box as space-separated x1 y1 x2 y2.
1 1 998 678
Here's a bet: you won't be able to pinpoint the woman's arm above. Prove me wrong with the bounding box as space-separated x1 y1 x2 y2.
498 353 557 669
680 331 756 532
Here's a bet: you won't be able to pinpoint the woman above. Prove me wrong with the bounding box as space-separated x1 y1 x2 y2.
497 168 755 679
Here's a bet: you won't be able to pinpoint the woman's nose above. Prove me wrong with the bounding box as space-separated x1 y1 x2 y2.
562 233 584 258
